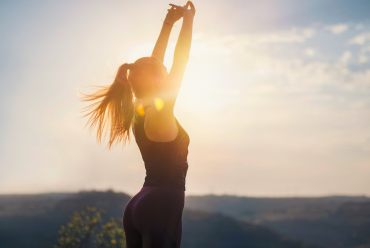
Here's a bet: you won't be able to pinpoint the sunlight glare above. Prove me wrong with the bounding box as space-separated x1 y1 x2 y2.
154 98 164 111
136 103 145 116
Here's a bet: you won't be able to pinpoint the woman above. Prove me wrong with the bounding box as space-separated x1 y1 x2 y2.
81 2 195 247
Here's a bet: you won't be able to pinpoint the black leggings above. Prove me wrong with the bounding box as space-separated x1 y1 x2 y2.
123 186 184 248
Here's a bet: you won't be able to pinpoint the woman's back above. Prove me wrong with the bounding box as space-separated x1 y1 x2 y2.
133 105 190 191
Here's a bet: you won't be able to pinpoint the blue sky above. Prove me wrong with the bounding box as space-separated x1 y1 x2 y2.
1 0 370 196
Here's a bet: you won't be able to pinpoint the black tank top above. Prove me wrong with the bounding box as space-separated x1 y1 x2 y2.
133 106 190 191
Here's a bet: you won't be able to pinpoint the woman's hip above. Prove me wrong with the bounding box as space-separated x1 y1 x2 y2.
125 185 184 214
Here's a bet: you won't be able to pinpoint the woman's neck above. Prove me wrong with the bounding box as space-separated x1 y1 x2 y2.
139 98 154 107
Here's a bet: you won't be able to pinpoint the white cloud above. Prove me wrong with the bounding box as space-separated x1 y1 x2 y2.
304 47 316 57
361 45 370 54
355 23 365 30
340 51 352 64
188 28 317 60
188 29 370 94
254 28 316 43
202 28 316 45
359 55 369 63
187 28 318 60
349 32 370 45
325 24 349 34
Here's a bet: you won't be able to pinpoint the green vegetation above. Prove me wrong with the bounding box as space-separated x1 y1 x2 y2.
54 207 126 248
1 191 369 248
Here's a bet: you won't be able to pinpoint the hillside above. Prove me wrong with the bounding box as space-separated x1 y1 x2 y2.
182 210 320 248
185 195 370 247
0 191 320 248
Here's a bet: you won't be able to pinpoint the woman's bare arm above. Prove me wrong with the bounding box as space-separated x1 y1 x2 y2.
146 2 195 141
151 7 182 62
162 1 195 111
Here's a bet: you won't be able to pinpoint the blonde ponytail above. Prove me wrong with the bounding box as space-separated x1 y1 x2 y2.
81 63 135 149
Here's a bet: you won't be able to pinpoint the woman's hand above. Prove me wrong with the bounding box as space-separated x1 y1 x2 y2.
164 6 183 26
169 1 195 18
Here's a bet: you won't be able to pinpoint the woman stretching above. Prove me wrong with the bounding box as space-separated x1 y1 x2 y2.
82 2 195 247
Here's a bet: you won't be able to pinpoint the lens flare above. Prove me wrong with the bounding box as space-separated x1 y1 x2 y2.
154 98 164 111
136 103 145 116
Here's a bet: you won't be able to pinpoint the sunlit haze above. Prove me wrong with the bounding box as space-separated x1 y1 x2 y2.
1 0 370 196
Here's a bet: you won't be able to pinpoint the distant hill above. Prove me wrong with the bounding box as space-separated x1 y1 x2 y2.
0 193 73 217
182 210 321 248
185 195 370 247
0 191 320 248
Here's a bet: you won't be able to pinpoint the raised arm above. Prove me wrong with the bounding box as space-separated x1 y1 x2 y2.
162 1 195 110
151 7 183 62
145 2 195 141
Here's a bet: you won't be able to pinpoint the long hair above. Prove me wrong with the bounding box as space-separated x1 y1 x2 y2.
80 57 166 149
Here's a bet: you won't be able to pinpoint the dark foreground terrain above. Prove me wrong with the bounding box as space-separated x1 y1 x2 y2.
0 191 369 248
185 195 370 248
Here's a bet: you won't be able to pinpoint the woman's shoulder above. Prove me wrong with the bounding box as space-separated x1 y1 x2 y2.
143 106 178 142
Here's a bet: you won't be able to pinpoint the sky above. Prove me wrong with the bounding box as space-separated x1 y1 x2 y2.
1 0 370 197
